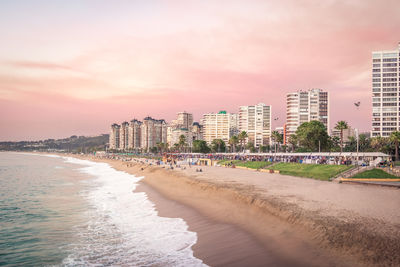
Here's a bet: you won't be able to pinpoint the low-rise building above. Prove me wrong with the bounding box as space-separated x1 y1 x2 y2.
331 127 356 142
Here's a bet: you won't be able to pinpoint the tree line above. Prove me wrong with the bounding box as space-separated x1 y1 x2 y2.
143 120 400 160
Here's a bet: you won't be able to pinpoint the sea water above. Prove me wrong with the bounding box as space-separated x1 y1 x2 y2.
0 152 205 266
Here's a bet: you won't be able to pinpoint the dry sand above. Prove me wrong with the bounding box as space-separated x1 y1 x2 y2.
73 155 400 266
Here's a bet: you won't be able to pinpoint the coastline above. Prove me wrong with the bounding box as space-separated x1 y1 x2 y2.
58 154 400 266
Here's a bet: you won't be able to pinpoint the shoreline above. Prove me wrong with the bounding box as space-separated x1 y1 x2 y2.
135 182 291 267
53 154 400 266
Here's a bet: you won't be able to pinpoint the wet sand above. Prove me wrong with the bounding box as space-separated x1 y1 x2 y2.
67 155 400 266
136 182 297 267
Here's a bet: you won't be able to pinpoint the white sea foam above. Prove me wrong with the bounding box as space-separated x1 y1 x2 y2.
61 157 206 267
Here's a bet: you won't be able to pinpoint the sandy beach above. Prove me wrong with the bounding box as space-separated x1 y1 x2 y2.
73 155 400 266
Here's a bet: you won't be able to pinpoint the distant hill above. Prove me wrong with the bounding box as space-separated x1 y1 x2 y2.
0 134 109 153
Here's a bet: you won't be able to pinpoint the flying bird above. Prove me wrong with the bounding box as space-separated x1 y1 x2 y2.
274 117 279 121
354 101 361 109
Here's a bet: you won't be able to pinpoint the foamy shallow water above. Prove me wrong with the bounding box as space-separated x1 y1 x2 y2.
46 155 206 266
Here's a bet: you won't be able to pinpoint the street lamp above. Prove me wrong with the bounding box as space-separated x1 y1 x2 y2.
356 128 359 166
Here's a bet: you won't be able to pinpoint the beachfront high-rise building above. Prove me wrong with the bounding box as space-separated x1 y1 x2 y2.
141 117 167 151
119 122 129 150
176 112 193 130
286 89 329 142
128 119 142 149
109 123 120 150
201 111 238 144
371 43 400 137
167 112 194 147
238 103 272 147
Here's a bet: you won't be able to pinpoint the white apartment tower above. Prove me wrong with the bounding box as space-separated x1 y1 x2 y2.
109 123 120 150
372 43 400 137
176 112 193 129
201 111 238 144
141 117 167 150
128 119 142 149
238 103 272 147
286 89 329 141
167 112 195 147
119 122 129 150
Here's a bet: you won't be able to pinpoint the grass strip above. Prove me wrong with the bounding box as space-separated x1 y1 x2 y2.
217 160 272 169
352 168 398 179
269 163 352 181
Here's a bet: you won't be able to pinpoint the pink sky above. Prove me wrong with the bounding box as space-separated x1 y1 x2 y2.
1 0 400 141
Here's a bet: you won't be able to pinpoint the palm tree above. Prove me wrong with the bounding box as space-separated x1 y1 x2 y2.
271 131 283 152
229 135 239 152
178 135 186 153
370 136 385 152
156 142 164 154
334 121 349 153
288 134 297 152
211 139 226 153
238 131 248 152
390 131 400 161
173 143 180 152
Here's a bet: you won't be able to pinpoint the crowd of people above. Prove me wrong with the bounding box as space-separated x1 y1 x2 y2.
93 151 389 167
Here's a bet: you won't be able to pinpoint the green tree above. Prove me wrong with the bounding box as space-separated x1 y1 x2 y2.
246 142 256 153
178 135 187 152
173 143 180 152
370 136 386 152
259 145 269 153
330 136 341 151
334 121 349 153
238 131 248 152
211 139 226 153
271 131 283 152
295 121 330 151
288 134 297 152
271 131 283 144
156 142 168 154
192 140 211 153
228 135 239 152
390 131 400 161
150 146 158 153
344 136 356 152
358 134 370 152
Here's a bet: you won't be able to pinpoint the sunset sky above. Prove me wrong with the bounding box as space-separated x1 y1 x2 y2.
1 0 400 141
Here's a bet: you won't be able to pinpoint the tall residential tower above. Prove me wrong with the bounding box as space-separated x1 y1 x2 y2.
141 117 167 151
286 89 329 142
201 111 238 144
372 43 400 137
109 123 120 150
238 103 272 147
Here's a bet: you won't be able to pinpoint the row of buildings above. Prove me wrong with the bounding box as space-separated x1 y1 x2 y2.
109 88 330 151
109 42 400 151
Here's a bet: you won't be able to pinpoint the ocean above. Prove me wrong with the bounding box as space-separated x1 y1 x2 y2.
0 152 205 266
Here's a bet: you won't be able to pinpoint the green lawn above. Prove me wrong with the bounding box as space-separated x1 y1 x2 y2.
217 160 272 169
352 168 398 179
236 161 272 169
269 163 353 181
